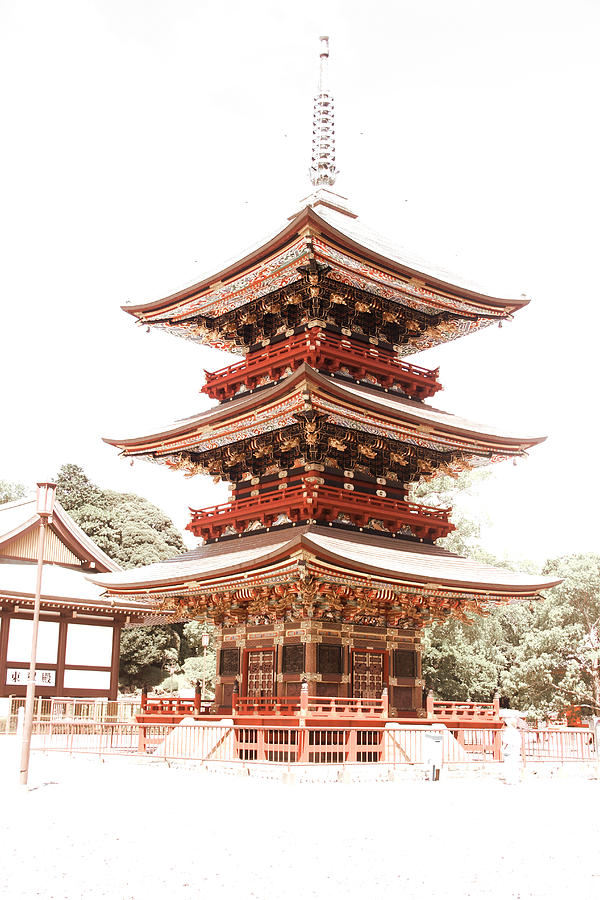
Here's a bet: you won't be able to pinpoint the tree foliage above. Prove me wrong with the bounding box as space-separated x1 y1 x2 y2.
0 480 26 504
119 626 180 677
56 463 185 569
502 555 600 718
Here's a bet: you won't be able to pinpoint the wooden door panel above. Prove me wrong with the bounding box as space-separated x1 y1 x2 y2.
352 650 383 699
246 650 275 697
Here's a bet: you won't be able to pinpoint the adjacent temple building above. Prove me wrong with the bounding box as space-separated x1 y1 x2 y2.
95 38 558 717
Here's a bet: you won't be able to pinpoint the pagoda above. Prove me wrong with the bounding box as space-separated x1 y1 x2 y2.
94 38 559 717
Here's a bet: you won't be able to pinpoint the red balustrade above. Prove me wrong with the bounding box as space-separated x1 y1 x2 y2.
140 695 212 717
202 329 442 402
187 482 454 542
233 695 386 719
427 696 502 725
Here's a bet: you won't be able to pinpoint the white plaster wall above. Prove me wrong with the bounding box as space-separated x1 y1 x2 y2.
65 624 113 667
7 619 59 664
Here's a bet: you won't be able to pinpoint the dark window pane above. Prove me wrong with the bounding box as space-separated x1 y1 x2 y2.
282 644 305 674
394 649 417 678
219 648 240 676
317 644 342 675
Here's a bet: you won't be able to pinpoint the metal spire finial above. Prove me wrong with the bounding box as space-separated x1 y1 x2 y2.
309 36 338 187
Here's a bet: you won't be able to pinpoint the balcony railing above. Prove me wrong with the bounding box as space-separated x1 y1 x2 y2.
233 695 387 719
202 329 442 402
427 696 501 724
187 482 454 542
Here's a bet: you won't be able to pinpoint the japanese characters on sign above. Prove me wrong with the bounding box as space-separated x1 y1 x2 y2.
5 669 56 687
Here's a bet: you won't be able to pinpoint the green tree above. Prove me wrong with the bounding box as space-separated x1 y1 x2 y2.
410 469 492 557
119 625 181 675
418 473 600 721
55 463 101 510
0 480 26 504
55 464 185 569
502 554 600 718
422 615 504 701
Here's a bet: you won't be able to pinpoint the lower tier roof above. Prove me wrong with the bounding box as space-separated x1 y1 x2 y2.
90 525 560 605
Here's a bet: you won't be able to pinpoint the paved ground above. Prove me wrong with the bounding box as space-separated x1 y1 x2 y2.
1 741 599 899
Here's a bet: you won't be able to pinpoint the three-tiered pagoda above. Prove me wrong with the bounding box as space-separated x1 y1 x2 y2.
94 38 559 716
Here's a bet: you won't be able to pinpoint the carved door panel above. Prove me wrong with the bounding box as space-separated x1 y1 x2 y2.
246 650 275 697
352 651 383 699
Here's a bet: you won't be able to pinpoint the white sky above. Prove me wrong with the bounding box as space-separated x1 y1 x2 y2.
1 0 598 564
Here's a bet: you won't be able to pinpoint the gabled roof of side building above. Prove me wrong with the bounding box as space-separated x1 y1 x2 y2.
0 496 170 619
0 496 121 573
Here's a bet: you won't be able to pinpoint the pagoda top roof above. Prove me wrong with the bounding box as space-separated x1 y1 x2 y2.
103 363 545 459
0 496 121 574
122 197 529 329
89 524 560 603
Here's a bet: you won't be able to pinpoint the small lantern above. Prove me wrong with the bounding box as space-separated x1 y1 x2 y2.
36 482 57 520
201 633 210 648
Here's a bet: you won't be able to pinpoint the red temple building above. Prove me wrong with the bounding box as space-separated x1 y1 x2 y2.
93 38 559 719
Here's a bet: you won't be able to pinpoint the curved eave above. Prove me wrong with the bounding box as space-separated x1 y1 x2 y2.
122 207 528 323
89 527 560 600
300 534 561 596
305 208 530 315
122 213 310 319
103 364 545 456
89 538 299 594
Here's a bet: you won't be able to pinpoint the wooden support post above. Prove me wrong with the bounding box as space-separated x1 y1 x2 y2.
299 681 309 725
426 690 435 719
109 620 122 701
141 684 148 712
381 687 389 719
299 682 309 763
493 690 500 718
231 681 239 716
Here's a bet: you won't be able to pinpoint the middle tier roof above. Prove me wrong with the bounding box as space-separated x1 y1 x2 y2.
104 364 544 482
